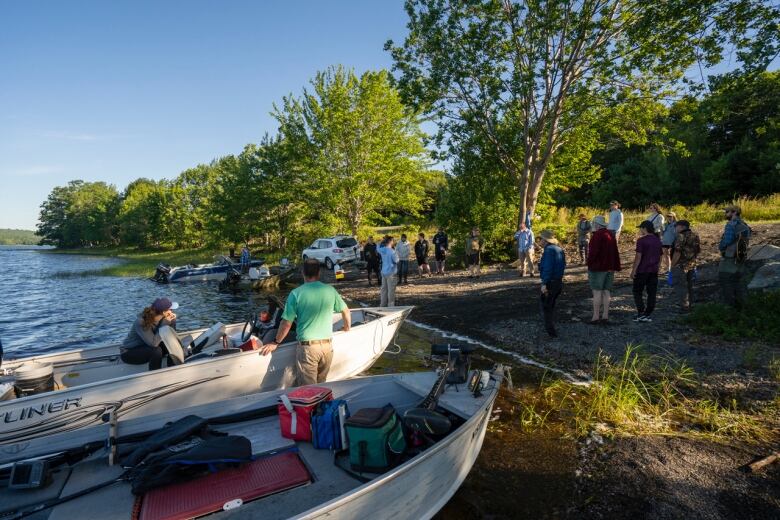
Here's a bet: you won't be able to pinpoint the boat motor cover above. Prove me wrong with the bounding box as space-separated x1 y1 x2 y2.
129 435 252 495
123 415 209 467
158 326 186 364
191 323 227 354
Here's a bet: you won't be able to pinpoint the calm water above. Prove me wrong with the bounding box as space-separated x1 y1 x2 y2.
0 247 540 383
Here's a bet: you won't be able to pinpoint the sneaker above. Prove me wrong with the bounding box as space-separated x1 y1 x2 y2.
638 315 653 323
632 314 643 322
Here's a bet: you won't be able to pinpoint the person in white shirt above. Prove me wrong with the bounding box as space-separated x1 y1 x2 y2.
396 234 411 285
607 200 624 242
647 202 665 235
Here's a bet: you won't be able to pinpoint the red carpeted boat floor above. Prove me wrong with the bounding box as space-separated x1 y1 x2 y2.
139 450 311 520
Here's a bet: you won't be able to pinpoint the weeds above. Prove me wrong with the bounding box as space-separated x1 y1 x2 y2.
510 345 776 444
686 291 780 344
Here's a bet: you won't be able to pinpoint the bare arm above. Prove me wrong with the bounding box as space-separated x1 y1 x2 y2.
259 319 293 356
670 250 681 268
341 308 351 332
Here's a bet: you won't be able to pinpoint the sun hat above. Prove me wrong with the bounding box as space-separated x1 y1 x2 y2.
592 215 608 228
152 297 179 313
539 229 559 245
675 220 691 230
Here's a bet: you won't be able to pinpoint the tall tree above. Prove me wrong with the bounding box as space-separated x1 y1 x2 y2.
274 66 434 236
388 0 780 224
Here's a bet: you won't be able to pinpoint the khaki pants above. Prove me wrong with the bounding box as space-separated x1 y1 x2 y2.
518 249 535 275
295 341 333 386
380 274 397 306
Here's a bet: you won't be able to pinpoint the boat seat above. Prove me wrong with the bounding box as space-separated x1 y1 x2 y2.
158 326 186 365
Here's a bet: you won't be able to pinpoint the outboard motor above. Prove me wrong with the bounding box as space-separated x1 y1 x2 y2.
430 343 477 386
153 263 172 283
218 268 242 291
13 362 55 398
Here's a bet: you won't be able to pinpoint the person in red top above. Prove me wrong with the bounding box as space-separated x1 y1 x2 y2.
587 215 621 324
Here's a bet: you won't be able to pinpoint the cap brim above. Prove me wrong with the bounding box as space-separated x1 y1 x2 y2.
170 302 179 310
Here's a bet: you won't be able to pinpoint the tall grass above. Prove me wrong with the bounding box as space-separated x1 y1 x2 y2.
513 345 776 443
686 291 780 344
541 194 780 244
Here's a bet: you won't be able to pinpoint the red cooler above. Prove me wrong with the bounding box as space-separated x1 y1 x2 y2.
278 386 333 442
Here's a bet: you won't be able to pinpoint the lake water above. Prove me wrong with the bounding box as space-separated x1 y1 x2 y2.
0 246 534 378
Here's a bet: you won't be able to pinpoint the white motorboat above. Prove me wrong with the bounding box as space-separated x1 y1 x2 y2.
0 306 412 445
0 355 504 520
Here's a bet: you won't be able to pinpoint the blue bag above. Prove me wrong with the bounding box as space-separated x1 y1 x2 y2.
312 399 350 450
666 271 673 287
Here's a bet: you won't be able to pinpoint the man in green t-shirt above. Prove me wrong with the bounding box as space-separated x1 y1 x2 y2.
260 259 351 385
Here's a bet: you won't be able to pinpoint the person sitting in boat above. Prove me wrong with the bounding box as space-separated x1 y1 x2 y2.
120 297 179 370
254 295 293 344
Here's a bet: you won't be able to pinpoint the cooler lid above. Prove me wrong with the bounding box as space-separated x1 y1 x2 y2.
280 385 332 405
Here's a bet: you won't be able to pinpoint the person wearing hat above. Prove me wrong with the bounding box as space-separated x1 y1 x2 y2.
661 211 678 273
718 205 751 308
121 297 180 370
538 229 566 338
576 213 592 263
670 220 701 312
587 215 621 324
630 221 663 322
607 201 624 242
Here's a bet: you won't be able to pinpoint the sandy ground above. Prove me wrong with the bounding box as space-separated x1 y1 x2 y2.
331 223 780 519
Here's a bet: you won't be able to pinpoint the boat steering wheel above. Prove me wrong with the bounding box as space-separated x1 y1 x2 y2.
241 313 259 342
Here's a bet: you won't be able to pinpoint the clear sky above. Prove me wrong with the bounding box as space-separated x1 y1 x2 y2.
0 1 410 230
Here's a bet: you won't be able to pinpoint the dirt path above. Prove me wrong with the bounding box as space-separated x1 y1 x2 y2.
331 223 780 519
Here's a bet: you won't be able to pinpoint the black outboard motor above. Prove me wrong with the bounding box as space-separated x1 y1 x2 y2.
153 263 172 283
430 343 477 386
218 268 243 291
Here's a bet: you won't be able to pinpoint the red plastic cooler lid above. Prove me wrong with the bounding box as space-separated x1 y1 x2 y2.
280 385 332 406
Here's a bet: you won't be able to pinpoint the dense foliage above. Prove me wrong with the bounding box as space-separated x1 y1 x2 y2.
0 229 40 245
36 68 439 251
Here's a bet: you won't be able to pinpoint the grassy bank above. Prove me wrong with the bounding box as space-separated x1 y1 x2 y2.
45 247 282 277
686 291 780 344
509 345 778 445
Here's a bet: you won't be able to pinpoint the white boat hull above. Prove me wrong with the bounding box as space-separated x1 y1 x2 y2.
0 307 412 444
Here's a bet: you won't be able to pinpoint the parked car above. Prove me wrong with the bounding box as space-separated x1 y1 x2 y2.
301 235 360 270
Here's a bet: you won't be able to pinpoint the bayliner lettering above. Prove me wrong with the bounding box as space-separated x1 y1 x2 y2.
0 398 82 423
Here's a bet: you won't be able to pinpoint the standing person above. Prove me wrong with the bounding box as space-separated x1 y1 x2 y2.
432 227 449 275
538 230 566 338
514 223 535 277
260 259 350 385
240 244 251 273
607 201 624 242
587 215 621 324
630 221 663 322
414 232 431 278
396 234 411 285
378 236 399 306
363 236 381 287
121 298 180 370
576 214 592 263
670 220 701 312
718 205 751 309
661 211 678 273
466 227 484 278
647 203 665 236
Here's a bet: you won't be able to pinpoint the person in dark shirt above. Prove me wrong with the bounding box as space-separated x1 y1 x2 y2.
631 221 662 322
538 230 566 338
363 236 382 287
587 215 621 324
432 228 449 275
414 232 431 278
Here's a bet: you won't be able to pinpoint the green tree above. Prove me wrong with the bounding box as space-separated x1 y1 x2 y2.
118 179 169 248
274 66 434 236
388 0 780 224
36 180 119 247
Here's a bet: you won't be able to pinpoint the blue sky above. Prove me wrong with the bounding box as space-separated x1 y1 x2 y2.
0 1 410 230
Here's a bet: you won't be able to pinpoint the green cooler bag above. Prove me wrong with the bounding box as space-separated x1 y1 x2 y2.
345 404 406 472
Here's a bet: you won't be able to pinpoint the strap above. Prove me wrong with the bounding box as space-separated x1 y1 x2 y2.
280 395 297 435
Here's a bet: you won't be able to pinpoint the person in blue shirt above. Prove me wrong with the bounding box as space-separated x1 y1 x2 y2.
377 236 399 307
718 205 751 308
514 223 535 277
538 230 566 338
240 244 251 273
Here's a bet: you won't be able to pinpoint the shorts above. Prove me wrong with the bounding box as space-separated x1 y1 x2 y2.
435 250 446 261
416 256 427 266
588 271 615 290
468 253 480 266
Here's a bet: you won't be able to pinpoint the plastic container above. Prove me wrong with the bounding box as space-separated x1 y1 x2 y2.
13 362 54 397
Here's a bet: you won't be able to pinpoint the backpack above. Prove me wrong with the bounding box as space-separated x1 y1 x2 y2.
312 399 350 450
344 404 406 473
735 228 750 264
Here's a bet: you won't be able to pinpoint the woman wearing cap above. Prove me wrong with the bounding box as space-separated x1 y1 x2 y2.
120 297 179 370
661 211 678 273
587 215 621 324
